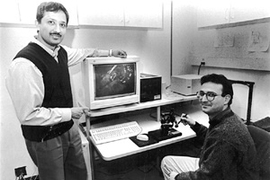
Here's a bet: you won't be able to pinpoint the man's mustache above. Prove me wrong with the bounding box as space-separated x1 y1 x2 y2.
50 32 62 37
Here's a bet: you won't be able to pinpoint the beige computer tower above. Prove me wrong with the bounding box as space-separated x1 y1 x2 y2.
171 74 201 95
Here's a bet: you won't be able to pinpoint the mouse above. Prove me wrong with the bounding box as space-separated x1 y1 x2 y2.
136 134 149 141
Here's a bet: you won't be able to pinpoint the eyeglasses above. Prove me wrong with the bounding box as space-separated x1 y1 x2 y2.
196 91 223 102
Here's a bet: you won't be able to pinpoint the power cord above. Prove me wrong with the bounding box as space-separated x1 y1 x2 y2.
197 60 205 75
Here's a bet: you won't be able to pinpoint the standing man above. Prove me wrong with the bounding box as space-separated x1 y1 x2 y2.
161 74 258 180
5 2 127 180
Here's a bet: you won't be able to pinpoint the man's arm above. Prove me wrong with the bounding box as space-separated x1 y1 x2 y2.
63 46 127 67
180 114 208 144
5 59 72 126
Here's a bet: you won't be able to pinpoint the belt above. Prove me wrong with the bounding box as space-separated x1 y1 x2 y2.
21 120 74 142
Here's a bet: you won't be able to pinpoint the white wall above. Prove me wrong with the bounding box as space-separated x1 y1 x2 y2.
172 1 198 75
0 1 172 178
172 1 270 121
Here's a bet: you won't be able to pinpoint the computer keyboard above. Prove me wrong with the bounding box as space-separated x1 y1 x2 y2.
90 121 142 145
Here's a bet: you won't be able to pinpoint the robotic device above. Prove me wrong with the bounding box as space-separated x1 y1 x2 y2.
148 109 182 141
130 109 184 147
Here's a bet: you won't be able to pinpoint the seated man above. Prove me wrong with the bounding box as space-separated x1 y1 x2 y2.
161 73 259 180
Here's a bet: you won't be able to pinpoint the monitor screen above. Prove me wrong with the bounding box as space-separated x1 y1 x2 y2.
94 63 137 99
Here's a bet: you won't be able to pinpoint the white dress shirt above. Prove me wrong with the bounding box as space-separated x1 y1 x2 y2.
6 38 109 126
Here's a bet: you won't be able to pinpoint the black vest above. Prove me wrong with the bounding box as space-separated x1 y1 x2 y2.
14 42 73 108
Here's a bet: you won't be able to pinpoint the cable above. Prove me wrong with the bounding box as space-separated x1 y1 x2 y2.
197 61 205 75
18 174 25 180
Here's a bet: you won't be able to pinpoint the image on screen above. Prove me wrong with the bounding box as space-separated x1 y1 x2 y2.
94 63 136 100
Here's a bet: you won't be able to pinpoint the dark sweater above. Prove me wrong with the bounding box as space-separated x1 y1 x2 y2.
176 108 259 180
14 43 74 141
14 42 73 108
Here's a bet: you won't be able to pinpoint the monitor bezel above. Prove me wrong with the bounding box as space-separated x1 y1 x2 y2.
83 56 140 110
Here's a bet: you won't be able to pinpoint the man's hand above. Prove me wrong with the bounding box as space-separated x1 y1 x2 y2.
112 50 127 58
71 107 89 119
180 113 196 126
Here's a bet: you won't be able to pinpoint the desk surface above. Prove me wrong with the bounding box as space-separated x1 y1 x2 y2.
85 93 208 161
92 121 196 161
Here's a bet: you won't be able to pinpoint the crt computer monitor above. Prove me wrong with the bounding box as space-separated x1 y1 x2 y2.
82 56 140 110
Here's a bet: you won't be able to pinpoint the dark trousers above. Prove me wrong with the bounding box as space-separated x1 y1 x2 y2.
25 123 88 180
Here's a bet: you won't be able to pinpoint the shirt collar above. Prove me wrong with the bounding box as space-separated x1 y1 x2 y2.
32 37 61 60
